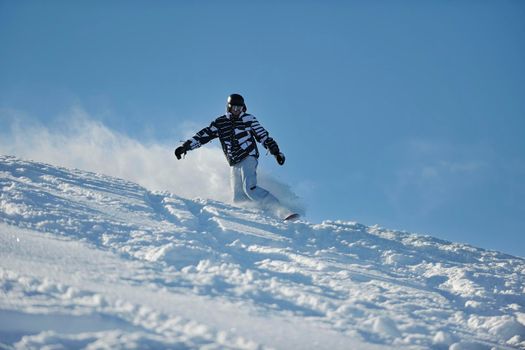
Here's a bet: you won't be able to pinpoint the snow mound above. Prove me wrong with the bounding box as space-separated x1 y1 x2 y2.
1 155 524 349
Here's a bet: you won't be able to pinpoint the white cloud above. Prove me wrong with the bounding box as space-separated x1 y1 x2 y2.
0 106 305 214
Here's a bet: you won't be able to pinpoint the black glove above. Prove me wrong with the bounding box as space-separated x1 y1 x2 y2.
265 138 280 156
174 141 191 160
275 152 285 165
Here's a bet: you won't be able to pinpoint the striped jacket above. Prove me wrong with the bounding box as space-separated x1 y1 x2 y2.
187 113 278 166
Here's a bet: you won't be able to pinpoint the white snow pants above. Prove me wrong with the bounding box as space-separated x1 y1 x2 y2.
230 156 292 219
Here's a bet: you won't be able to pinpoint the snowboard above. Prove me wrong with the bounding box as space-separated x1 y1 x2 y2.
284 213 300 222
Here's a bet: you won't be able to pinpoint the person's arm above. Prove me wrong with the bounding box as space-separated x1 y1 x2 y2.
246 115 285 165
174 120 219 160
187 121 219 150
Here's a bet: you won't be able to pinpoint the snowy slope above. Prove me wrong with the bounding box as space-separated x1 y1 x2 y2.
1 155 524 350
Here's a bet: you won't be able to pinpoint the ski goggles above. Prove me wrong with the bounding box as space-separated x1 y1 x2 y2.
229 105 244 113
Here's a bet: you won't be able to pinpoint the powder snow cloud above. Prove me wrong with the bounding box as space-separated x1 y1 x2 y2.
0 106 305 214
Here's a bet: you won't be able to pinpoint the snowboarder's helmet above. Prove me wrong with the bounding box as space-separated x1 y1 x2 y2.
228 94 245 106
227 94 246 113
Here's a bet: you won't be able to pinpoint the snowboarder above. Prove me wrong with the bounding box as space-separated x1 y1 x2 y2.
174 93 298 221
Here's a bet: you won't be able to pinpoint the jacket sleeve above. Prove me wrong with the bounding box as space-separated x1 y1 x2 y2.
187 120 219 150
245 114 279 152
244 114 266 143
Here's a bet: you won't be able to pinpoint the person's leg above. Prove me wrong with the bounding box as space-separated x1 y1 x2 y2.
230 163 250 203
240 157 269 201
240 156 293 219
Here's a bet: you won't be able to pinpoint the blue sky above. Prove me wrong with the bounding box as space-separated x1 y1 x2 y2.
1 0 524 257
